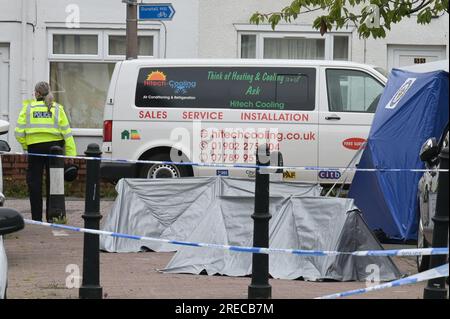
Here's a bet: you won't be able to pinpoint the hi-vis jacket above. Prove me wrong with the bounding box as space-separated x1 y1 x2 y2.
15 100 77 156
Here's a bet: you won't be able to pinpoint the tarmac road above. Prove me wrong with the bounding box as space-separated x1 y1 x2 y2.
2 199 440 299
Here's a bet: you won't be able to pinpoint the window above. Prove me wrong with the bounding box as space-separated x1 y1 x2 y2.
50 62 115 128
239 33 350 60
48 29 159 128
241 35 256 59
264 38 325 60
326 69 384 113
108 35 154 56
135 67 316 111
333 36 349 61
53 34 98 55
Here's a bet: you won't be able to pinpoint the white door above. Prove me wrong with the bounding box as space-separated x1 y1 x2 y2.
318 67 385 184
388 45 447 71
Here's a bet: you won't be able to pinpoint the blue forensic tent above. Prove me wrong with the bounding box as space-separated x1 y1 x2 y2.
349 68 449 241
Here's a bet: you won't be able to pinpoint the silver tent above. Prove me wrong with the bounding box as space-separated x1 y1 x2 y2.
100 177 401 281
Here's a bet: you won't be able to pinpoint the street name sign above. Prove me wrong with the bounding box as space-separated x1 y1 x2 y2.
138 4 175 20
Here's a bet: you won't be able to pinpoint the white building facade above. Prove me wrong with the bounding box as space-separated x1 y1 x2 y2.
0 0 448 153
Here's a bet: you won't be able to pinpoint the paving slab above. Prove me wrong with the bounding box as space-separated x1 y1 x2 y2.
2 199 436 299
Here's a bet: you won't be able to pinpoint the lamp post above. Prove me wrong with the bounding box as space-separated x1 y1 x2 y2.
123 0 138 60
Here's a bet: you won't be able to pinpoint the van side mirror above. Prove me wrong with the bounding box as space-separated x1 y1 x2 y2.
0 140 11 152
0 208 24 236
419 138 439 164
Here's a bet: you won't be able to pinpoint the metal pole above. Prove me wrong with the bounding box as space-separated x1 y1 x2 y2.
48 146 65 223
424 146 449 299
248 144 272 299
79 144 103 299
124 0 138 60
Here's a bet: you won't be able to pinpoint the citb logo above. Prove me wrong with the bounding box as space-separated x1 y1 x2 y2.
319 170 342 180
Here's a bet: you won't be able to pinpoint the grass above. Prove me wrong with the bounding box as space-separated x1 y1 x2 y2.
51 215 68 225
3 179 29 198
3 234 20 240
41 281 66 290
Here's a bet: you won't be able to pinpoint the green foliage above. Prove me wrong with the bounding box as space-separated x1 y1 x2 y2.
251 0 448 38
100 184 118 199
51 215 68 225
4 179 117 199
3 179 29 198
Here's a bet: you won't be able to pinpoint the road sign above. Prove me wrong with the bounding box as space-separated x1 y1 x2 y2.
138 4 175 20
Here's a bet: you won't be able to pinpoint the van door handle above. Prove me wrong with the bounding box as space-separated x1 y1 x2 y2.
325 115 341 120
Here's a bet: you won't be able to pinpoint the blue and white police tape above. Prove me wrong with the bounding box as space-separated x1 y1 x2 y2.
1 150 446 173
24 219 449 257
316 263 449 299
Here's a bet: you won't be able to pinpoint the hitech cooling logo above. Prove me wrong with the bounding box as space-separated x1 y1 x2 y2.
143 70 197 94
144 71 167 87
385 78 417 109
169 80 197 94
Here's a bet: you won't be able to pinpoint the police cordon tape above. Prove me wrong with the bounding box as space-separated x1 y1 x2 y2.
24 219 449 257
1 151 447 173
316 263 449 299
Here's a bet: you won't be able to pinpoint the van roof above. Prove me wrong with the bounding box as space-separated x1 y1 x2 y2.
121 58 380 70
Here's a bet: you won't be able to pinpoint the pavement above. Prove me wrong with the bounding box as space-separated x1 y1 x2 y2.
2 198 437 299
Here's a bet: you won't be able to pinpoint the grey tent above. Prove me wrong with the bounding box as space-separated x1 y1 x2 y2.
100 177 322 253
161 196 401 281
100 177 401 281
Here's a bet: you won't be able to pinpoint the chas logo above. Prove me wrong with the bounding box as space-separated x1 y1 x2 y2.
385 78 417 109
283 171 296 180
216 170 229 177
144 71 167 87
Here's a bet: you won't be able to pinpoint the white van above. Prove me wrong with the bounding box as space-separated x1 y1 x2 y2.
101 59 387 184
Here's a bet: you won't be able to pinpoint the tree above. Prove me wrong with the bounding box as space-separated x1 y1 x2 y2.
250 0 449 38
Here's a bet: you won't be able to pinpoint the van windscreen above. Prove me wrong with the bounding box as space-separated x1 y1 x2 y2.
135 67 316 111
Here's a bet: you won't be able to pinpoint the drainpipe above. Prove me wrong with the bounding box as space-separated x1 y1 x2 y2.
363 38 367 64
21 0 28 102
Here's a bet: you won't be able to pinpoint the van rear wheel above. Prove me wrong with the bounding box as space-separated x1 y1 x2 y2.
138 153 192 179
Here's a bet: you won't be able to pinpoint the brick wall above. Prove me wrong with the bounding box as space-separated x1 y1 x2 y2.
2 155 29 182
2 155 116 197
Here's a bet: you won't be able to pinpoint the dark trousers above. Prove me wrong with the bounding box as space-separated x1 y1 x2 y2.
26 140 64 222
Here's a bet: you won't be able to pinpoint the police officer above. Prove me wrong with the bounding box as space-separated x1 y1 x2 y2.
14 81 77 222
